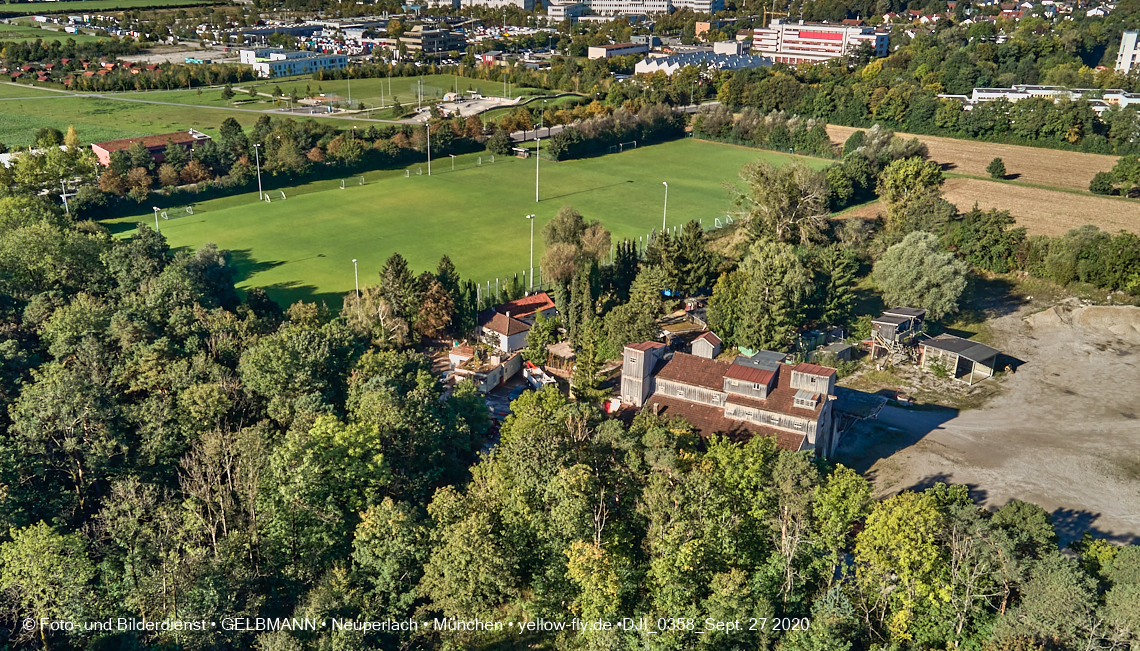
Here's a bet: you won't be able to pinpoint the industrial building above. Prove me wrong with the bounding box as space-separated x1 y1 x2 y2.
633 51 772 75
90 130 210 167
620 343 841 456
587 43 650 59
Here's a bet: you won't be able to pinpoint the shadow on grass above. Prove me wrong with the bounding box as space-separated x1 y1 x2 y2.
541 179 634 202
261 280 341 311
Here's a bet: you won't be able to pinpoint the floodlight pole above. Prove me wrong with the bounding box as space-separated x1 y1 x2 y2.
535 137 540 203
352 257 360 301
152 206 160 233
662 181 668 231
526 214 535 289
427 123 431 176
449 153 456 170
254 143 263 201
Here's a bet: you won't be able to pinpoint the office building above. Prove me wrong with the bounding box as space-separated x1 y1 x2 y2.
240 48 348 78
1118 30 1139 73
587 42 649 59
751 19 888 65
399 25 467 55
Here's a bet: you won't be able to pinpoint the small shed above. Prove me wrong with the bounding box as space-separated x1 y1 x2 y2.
812 342 853 362
692 331 722 359
919 334 1000 385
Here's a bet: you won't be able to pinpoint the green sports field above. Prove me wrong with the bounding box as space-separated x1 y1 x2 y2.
0 89 385 147
101 139 829 307
0 22 106 43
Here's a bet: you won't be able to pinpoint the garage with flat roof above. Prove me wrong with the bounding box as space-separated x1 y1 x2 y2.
918 334 1001 385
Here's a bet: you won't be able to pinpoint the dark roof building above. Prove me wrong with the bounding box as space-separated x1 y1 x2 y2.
919 334 1001 384
621 347 841 455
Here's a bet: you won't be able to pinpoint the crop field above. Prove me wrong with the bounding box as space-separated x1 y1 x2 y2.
826 124 1118 192
100 139 826 307
0 22 106 43
0 0 221 15
940 178 1140 236
0 91 383 146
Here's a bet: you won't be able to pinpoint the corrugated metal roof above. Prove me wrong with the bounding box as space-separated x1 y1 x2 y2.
724 363 774 385
921 334 1000 362
627 341 666 352
793 362 837 377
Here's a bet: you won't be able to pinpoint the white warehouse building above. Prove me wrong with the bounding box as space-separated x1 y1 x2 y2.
240 48 348 78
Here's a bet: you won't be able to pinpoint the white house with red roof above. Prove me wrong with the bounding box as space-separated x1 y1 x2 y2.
478 292 559 353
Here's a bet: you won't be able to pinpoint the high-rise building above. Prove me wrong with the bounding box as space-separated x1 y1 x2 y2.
751 19 888 65
1118 31 1139 73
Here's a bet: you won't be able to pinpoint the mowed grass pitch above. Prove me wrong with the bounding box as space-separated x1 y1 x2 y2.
102 139 827 307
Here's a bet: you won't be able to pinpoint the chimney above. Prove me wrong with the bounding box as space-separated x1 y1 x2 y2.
506 311 510 319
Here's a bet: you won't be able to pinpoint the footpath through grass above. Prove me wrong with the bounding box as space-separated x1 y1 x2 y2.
101 139 827 307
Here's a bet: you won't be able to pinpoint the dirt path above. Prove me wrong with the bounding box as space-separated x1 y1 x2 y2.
836 303 1140 545
826 125 1118 192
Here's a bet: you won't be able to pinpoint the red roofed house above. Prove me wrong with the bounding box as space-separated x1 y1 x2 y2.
621 345 840 455
90 130 210 167
478 291 559 354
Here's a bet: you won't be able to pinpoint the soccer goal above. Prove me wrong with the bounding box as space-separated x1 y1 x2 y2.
607 144 619 154
279 191 287 200
340 176 364 189
405 169 411 177
160 205 194 220
619 141 637 152
264 195 272 203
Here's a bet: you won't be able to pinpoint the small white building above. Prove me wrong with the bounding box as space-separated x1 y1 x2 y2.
481 312 530 353
691 331 722 359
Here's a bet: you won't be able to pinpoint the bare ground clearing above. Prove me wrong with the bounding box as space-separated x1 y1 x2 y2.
835 303 1140 545
826 125 1118 192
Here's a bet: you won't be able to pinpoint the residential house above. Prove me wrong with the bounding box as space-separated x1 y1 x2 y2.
478 291 559 354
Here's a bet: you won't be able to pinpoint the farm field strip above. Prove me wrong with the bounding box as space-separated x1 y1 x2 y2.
826 124 1118 192
940 178 1140 237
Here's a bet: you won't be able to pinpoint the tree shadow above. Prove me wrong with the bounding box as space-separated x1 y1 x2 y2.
261 280 342 310
1047 507 1140 547
940 162 958 171
227 248 287 285
908 472 990 504
833 404 959 478
1003 173 1021 181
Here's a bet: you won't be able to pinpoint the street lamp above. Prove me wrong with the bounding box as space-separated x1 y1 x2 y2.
152 206 160 233
662 181 668 231
526 214 535 289
254 143 263 201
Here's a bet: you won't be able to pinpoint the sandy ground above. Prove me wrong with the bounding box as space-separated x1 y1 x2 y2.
120 45 240 66
835 303 1140 545
826 125 1119 192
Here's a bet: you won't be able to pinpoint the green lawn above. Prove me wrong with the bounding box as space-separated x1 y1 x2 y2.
100 139 829 307
0 92 385 147
0 0 221 14
0 82 72 99
0 22 107 43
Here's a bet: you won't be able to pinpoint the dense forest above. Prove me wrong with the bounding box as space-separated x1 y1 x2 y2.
2 116 1140 649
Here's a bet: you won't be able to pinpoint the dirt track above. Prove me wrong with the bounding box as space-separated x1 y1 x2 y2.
836 303 1140 545
827 125 1119 192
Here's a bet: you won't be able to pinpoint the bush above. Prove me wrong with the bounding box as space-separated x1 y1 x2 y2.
486 130 512 156
1089 171 1116 195
986 157 1006 179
